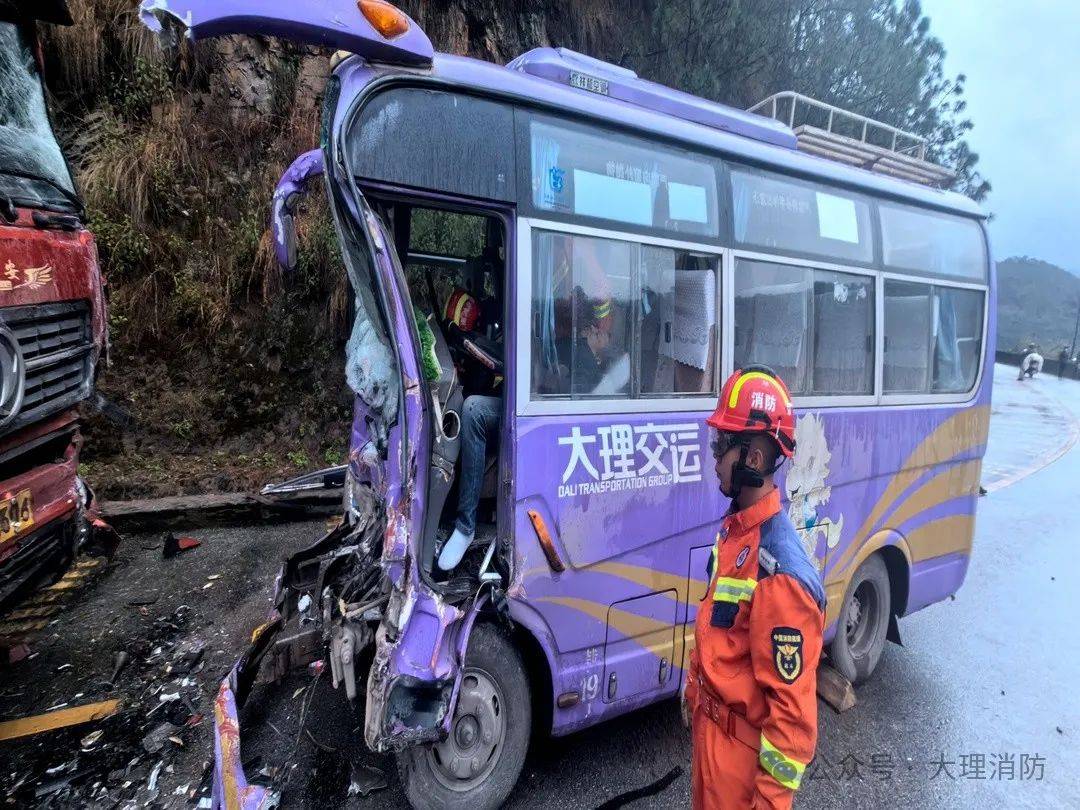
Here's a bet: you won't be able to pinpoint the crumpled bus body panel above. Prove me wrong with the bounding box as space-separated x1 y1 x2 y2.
139 0 434 66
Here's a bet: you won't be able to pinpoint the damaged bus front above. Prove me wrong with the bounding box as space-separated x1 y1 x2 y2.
142 3 518 808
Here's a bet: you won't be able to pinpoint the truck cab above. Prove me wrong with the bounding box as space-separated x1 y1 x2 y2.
0 5 108 605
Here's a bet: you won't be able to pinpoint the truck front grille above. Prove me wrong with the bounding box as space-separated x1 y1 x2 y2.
0 302 94 435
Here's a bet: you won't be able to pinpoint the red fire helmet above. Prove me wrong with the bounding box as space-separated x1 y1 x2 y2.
444 288 481 333
706 366 796 458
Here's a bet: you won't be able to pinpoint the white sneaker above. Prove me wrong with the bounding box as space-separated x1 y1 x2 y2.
437 528 474 571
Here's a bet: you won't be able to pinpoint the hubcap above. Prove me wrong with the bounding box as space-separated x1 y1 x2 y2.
427 667 505 791
845 580 880 658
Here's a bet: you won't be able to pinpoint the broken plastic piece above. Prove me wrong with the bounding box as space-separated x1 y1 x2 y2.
142 721 181 754
163 533 202 558
348 762 388 797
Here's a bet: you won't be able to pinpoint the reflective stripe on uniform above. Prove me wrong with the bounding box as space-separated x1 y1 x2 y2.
712 576 757 604
758 733 807 790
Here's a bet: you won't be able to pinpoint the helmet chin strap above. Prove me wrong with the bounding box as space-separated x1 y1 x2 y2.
727 443 764 502
724 441 786 503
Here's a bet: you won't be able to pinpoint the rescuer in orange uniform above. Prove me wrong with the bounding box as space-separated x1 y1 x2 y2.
685 365 826 809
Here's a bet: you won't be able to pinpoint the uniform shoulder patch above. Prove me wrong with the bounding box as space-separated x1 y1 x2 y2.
771 626 804 684
759 514 826 610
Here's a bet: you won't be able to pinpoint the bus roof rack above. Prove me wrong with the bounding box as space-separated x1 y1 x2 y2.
508 47 798 151
748 91 955 187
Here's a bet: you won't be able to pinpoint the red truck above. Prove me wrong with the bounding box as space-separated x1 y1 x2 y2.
0 3 107 605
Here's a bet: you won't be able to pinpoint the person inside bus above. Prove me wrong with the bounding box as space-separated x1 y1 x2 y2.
437 287 504 572
541 239 627 396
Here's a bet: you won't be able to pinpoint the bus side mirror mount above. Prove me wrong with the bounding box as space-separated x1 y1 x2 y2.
271 149 325 273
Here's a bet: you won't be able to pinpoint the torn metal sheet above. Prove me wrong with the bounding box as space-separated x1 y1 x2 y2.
271 149 323 272
138 0 434 66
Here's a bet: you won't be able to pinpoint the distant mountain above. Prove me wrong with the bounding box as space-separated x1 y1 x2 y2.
996 256 1080 354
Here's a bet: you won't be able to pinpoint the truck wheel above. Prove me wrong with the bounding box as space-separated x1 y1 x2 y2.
396 623 530 810
828 554 891 685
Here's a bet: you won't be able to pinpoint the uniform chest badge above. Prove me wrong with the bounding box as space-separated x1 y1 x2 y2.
735 546 750 568
771 627 803 683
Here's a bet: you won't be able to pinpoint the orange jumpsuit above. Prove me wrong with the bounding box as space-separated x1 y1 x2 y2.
687 488 825 809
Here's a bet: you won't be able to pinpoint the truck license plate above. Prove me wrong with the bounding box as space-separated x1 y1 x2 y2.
0 489 34 543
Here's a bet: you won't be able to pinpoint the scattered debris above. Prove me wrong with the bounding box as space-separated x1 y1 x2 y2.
142 722 181 755
348 762 388 797
4 642 31 665
148 760 163 792
170 642 206 675
105 651 130 688
163 533 202 559
0 699 122 742
80 729 104 749
127 594 159 606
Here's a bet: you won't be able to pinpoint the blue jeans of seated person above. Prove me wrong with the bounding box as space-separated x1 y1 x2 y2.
455 395 501 537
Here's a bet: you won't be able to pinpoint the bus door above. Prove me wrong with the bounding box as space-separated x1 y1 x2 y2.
140 0 485 754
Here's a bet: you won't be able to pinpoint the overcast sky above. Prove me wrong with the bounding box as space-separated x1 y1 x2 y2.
920 0 1080 272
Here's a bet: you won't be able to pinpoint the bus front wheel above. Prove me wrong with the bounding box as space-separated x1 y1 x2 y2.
396 623 531 810
827 554 891 685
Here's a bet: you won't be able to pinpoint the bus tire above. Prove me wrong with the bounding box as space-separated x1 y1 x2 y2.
396 623 531 810
827 554 891 685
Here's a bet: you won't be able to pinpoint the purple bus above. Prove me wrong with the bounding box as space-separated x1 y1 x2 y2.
141 3 994 808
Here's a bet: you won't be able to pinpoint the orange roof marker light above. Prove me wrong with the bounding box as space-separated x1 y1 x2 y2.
359 0 410 39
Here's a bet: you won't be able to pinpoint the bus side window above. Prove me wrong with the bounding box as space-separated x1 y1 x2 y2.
531 231 633 398
734 259 873 396
884 281 984 394
933 287 983 393
734 260 812 393
639 247 718 395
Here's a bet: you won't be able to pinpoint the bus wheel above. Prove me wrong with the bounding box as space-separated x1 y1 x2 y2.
396 624 530 810
828 554 891 685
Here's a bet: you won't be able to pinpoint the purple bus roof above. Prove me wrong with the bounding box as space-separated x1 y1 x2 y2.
507 47 798 151
334 52 985 220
